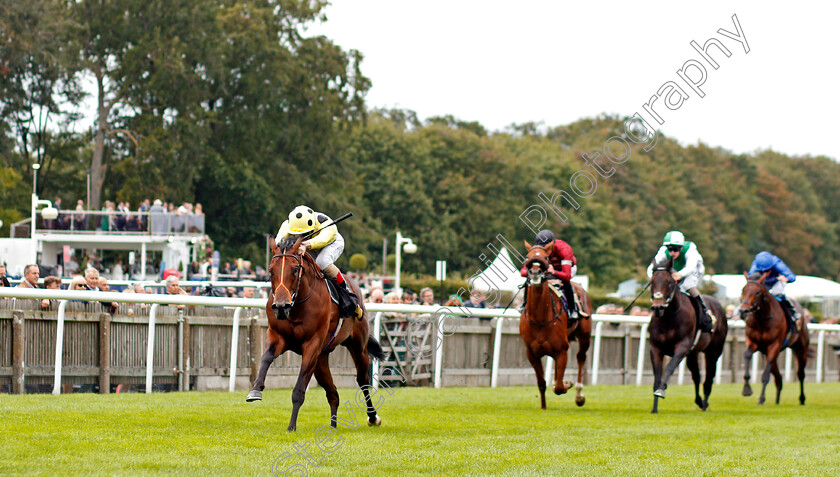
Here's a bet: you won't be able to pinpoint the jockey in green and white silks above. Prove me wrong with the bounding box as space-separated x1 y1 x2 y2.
646 230 715 333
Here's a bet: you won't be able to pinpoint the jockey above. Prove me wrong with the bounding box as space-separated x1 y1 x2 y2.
748 251 800 322
646 230 714 333
519 229 580 319
276 205 362 319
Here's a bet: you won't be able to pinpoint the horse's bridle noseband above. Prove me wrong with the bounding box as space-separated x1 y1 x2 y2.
740 280 765 315
271 252 316 307
651 267 677 309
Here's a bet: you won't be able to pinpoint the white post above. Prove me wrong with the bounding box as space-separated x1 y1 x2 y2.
140 242 147 281
816 330 825 383
784 348 792 382
636 323 648 386
229 308 242 392
677 360 685 385
490 318 504 388
146 304 159 393
52 300 68 395
591 321 604 385
30 164 39 264
434 312 445 389
395 232 402 293
715 355 723 384
372 312 382 390
544 356 554 385
752 353 760 384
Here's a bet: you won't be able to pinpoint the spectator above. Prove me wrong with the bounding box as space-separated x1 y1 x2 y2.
401 289 417 305
17 264 40 289
41 276 62 309
113 258 125 281
84 268 118 314
0 264 10 288
725 304 737 319
69 276 88 291
166 275 188 310
463 290 487 309
74 199 86 230
419 287 435 306
241 286 255 299
369 288 385 304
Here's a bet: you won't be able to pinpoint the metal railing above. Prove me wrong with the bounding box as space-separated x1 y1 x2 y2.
1 287 839 394
12 210 205 237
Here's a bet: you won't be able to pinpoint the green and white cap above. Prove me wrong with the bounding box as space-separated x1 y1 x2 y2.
663 230 685 247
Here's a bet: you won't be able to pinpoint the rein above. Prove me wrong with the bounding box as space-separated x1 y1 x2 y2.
740 280 766 315
271 252 319 307
651 268 678 309
524 273 564 326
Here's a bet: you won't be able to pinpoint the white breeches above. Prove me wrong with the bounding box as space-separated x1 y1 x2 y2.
311 233 344 270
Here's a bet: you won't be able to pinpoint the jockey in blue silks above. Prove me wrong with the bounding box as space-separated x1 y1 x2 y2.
747 251 800 322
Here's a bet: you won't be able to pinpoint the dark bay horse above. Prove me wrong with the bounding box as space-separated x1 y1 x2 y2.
519 241 592 410
648 263 727 413
246 236 385 431
738 271 809 405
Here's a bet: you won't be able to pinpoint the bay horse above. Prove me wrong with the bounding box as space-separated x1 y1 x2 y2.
519 241 592 410
738 271 809 405
246 236 385 431
648 262 727 413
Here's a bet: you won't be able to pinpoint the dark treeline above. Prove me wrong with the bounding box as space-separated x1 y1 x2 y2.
2 1 838 287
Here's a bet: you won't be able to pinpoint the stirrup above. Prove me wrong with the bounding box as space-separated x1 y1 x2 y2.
354 305 364 320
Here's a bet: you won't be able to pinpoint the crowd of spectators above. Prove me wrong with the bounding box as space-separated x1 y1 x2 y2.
43 197 205 234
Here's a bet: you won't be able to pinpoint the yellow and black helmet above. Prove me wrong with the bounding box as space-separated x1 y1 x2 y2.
287 205 317 234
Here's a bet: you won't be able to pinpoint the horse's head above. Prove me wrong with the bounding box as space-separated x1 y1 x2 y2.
649 259 677 317
523 240 551 286
739 271 770 317
268 235 306 320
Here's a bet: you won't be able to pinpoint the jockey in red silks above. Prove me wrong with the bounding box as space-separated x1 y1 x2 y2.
520 229 580 319
276 205 362 319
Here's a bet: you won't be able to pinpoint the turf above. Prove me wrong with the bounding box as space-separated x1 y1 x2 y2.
2 383 839 476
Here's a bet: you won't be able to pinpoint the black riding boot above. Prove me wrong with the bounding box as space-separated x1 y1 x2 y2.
562 281 579 319
694 295 714 333
330 277 361 319
780 297 801 331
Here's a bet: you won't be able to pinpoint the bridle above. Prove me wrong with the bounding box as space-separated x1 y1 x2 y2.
651 267 678 310
270 252 317 307
740 280 766 316
524 244 563 326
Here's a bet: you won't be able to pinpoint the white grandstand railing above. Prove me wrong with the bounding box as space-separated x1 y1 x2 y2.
1 288 838 393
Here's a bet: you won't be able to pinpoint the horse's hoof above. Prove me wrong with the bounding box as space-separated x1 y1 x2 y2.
245 390 262 402
800 397 806 405
757 399 765 405
368 416 382 427
701 402 709 411
553 388 567 396
653 389 666 399
651 409 658 414
575 396 585 407
742 387 753 397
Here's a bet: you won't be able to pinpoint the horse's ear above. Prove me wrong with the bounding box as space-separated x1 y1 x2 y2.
759 270 771 283
524 240 532 250
269 236 278 254
743 271 749 280
292 235 304 250
667 258 674 270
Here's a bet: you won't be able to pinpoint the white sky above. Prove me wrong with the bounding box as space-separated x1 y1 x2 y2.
308 1 840 160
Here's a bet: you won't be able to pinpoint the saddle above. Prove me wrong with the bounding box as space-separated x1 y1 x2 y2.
547 281 591 319
323 273 363 320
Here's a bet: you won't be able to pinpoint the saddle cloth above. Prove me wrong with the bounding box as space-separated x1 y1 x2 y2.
547 282 590 318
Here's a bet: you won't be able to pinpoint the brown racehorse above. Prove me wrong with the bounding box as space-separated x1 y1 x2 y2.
246 236 386 431
648 262 728 413
738 271 809 405
519 241 592 410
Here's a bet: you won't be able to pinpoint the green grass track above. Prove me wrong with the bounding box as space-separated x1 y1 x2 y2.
2 383 839 476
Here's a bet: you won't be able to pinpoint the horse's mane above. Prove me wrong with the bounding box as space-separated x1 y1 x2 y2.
747 271 763 281
277 236 300 252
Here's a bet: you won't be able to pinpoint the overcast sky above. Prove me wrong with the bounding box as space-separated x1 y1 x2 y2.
308 1 839 161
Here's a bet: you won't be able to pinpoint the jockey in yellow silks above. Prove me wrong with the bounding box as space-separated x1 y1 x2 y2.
276 205 362 319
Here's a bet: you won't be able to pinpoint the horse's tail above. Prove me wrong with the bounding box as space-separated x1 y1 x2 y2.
367 335 386 361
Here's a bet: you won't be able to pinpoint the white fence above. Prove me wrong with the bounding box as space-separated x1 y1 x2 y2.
1 287 839 394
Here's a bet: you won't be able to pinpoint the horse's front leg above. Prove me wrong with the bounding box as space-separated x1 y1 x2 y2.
650 345 664 414
742 343 756 396
288 340 322 432
685 351 704 410
658 340 692 398
759 344 782 405
525 347 547 410
246 332 286 402
552 341 572 396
